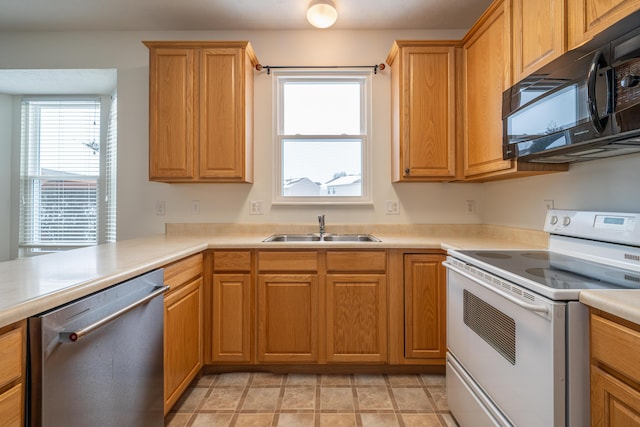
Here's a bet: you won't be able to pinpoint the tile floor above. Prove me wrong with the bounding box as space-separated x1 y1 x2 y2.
165 372 457 427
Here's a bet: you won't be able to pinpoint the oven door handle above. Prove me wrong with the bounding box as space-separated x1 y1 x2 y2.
444 261 549 315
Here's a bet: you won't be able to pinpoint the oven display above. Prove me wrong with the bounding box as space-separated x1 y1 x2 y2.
594 214 635 230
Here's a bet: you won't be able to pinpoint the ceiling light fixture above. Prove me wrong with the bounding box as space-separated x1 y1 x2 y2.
306 0 338 29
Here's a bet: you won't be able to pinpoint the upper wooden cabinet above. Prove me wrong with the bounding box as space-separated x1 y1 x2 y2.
386 41 460 182
144 41 258 183
568 0 640 49
511 0 567 82
462 0 567 181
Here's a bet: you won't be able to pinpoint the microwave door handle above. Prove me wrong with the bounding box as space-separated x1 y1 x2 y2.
587 50 609 133
443 261 549 315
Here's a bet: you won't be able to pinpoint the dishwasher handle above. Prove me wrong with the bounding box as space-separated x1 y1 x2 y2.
59 285 170 343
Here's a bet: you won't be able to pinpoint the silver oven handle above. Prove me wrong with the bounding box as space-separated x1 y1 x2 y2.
59 285 170 343
443 261 549 315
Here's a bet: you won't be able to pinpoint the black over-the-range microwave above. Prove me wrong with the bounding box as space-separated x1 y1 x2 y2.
503 9 640 163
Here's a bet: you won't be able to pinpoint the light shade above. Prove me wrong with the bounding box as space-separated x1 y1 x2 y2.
306 0 338 29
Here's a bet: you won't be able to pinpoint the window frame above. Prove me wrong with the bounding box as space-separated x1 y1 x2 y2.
272 70 373 205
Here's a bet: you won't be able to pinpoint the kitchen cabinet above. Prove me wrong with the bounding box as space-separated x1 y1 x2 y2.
163 253 203 414
511 0 567 82
568 0 640 49
462 0 568 181
325 251 387 363
144 41 258 183
386 41 460 181
0 320 25 427
590 310 640 426
403 254 446 360
210 251 253 364
257 251 319 363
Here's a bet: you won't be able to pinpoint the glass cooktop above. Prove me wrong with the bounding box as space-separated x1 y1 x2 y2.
454 250 640 293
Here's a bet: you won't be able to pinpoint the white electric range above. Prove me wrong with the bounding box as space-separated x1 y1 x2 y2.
444 209 640 426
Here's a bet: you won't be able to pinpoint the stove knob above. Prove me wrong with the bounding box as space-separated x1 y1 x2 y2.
621 75 640 88
550 215 558 225
563 216 571 226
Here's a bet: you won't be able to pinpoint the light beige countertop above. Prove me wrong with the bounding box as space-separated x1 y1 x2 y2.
580 291 640 325
0 223 549 328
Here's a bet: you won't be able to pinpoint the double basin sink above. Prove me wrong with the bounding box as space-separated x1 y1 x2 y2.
263 233 381 242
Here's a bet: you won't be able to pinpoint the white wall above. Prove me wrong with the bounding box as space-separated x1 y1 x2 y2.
480 152 640 230
1 29 638 246
0 29 487 242
0 95 11 261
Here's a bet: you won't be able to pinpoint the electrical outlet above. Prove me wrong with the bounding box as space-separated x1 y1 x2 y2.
191 200 200 214
544 199 555 210
385 200 400 215
250 200 263 215
155 200 166 216
465 200 476 215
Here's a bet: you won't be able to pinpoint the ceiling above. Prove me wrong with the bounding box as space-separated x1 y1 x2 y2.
0 0 493 32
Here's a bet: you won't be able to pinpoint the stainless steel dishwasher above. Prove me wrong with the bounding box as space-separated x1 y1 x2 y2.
28 269 168 427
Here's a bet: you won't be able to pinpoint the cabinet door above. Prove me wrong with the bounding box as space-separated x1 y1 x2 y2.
404 255 446 359
568 0 640 48
258 274 319 363
164 277 203 413
148 47 196 180
464 1 513 177
211 273 252 363
199 48 246 180
591 365 640 426
392 45 457 181
512 0 566 82
326 274 387 363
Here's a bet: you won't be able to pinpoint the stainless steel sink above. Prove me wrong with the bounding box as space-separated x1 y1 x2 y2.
263 233 381 242
322 234 381 242
262 234 321 242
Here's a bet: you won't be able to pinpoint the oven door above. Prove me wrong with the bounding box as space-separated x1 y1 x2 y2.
445 259 566 427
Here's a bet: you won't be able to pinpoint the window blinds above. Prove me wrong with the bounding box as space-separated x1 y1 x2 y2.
19 98 103 251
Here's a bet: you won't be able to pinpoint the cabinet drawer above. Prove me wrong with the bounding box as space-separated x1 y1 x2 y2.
214 251 251 272
591 313 640 384
258 251 318 272
326 251 386 272
164 253 203 290
0 383 23 426
0 325 23 390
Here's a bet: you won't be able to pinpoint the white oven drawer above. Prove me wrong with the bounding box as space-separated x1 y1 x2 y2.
446 353 512 426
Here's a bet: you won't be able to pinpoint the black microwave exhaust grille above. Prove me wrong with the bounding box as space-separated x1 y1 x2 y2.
463 290 516 365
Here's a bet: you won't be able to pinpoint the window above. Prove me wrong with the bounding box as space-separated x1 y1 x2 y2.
274 71 372 203
19 96 116 256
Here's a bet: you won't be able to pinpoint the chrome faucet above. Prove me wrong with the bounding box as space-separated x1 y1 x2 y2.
318 214 326 237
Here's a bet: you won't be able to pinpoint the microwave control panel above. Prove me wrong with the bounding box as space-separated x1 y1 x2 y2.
615 58 640 112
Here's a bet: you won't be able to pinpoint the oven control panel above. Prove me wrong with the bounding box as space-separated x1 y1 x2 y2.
545 209 640 245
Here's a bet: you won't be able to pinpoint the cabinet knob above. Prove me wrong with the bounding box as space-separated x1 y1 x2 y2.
404 168 410 175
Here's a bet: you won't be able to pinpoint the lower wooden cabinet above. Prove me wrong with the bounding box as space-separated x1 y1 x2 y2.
257 273 319 363
590 311 640 426
0 320 25 427
404 254 446 360
326 274 387 363
163 254 203 414
210 250 253 364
